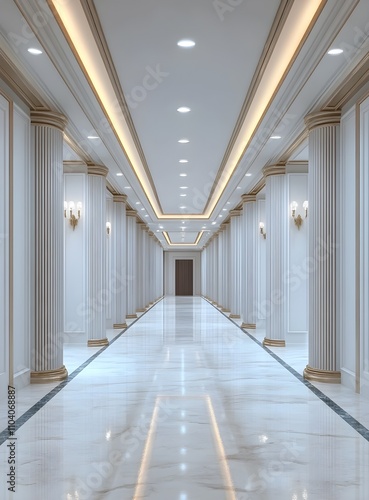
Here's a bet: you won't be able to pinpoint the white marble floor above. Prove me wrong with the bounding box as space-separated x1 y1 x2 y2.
1 297 369 499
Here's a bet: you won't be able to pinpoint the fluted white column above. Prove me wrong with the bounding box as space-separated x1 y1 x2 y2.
148 231 155 305
87 164 109 347
31 111 68 383
126 209 138 319
213 234 219 306
222 222 231 312
113 194 127 329
217 229 224 309
263 164 288 347
229 210 242 319
136 222 145 312
241 194 257 329
304 111 341 383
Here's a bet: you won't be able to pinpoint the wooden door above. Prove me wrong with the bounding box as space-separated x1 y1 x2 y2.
175 260 193 296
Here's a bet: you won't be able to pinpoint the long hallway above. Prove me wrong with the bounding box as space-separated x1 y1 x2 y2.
1 297 368 500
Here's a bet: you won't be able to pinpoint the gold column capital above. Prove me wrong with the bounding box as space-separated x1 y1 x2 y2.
229 209 241 217
126 209 137 217
241 194 256 203
87 164 109 177
262 163 286 178
30 110 67 131
113 194 127 203
304 110 341 131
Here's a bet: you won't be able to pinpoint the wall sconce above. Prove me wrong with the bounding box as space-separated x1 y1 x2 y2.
106 222 111 235
259 222 266 239
290 200 308 230
64 201 82 230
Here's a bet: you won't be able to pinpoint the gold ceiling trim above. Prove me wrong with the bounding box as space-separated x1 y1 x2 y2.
323 52 369 111
204 0 294 207
202 0 328 214
163 231 204 247
47 0 326 220
80 0 163 214
0 49 48 110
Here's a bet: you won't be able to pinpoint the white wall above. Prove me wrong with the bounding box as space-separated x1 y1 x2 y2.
256 198 266 325
164 251 201 296
0 93 9 405
338 106 357 390
360 95 369 398
13 105 31 388
63 172 87 343
287 173 308 334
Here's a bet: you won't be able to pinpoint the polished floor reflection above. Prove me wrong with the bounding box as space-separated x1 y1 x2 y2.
1 297 369 499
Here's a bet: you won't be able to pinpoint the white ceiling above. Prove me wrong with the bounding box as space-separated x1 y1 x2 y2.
1 0 369 250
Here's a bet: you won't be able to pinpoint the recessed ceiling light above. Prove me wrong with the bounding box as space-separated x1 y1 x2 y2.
144 215 149 217
116 173 123 177
227 202 230 204
211 222 217 225
202 226 206 229
141 208 145 211
245 173 252 177
177 39 196 48
178 139 189 144
237 186 241 189
177 106 191 113
28 48 43 55
180 186 188 189
180 194 187 197
87 135 99 139
180 173 187 177
270 135 281 139
219 215 223 218
327 48 343 55
222 208 227 211
135 202 141 205
179 159 188 163
124 186 131 189
180 206 186 209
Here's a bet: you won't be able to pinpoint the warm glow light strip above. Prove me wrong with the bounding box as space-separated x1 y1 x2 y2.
163 231 204 246
209 0 325 213
49 0 161 216
50 0 324 220
133 399 160 500
133 395 237 499
206 396 237 500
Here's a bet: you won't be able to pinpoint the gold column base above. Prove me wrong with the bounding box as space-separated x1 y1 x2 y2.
229 314 241 319
222 308 231 313
88 338 109 347
113 323 127 329
303 365 341 383
136 308 146 313
30 365 68 384
126 314 138 319
263 338 286 347
241 323 256 329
